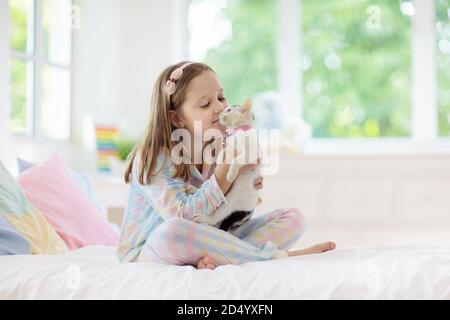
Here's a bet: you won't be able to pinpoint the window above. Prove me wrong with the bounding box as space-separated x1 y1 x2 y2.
9 0 34 135
437 0 450 136
302 0 411 138
188 0 278 106
9 0 72 140
187 0 448 142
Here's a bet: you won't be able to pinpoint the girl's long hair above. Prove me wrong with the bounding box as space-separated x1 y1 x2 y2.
124 61 214 185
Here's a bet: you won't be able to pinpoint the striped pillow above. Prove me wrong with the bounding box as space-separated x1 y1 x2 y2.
0 214 30 255
0 162 67 255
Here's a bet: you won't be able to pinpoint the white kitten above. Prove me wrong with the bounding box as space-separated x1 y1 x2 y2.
194 100 261 231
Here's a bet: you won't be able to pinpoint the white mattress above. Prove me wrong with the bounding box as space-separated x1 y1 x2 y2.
1 245 450 299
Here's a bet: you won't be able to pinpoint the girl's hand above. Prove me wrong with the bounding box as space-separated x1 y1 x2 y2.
253 176 263 190
217 147 260 176
214 162 233 195
214 148 261 195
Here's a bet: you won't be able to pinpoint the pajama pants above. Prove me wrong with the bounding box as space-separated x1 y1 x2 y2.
137 208 306 266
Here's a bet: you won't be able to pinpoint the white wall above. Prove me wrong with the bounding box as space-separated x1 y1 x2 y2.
73 0 188 143
118 0 180 138
259 153 450 226
70 0 187 172
71 0 123 173
258 152 450 247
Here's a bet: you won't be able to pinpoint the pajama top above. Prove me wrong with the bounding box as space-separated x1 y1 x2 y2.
117 150 227 263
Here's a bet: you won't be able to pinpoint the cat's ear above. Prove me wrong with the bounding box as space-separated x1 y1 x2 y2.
241 99 252 115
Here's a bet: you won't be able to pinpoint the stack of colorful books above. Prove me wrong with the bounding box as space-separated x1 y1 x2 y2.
95 126 119 173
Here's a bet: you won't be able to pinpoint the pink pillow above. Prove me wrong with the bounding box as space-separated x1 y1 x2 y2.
16 154 119 250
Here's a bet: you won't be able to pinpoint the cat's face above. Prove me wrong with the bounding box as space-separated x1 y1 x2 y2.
219 100 253 128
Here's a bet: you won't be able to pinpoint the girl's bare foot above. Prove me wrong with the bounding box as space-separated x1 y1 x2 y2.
196 255 217 270
287 241 336 257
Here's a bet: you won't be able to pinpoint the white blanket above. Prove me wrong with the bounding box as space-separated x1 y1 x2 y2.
1 245 449 299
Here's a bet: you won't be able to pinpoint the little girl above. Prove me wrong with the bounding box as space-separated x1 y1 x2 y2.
117 61 336 269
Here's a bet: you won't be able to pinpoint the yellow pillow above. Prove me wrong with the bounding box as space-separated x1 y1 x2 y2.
0 162 67 255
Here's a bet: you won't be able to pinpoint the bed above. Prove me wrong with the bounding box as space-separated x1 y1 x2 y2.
1 244 449 299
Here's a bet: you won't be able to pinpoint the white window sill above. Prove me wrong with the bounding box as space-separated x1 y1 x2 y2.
10 134 72 145
291 138 450 157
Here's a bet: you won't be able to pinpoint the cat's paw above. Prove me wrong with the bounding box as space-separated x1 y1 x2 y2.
194 213 215 225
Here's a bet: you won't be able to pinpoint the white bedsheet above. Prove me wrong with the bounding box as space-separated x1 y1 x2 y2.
1 245 449 299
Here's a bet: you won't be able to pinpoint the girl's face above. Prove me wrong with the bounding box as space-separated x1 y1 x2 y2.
174 71 228 137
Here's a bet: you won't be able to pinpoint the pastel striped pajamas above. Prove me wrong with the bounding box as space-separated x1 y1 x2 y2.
117 151 306 266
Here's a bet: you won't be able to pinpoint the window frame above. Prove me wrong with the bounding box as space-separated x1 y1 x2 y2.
185 0 450 153
9 0 73 141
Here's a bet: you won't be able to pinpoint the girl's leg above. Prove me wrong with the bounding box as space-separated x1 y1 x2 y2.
229 207 307 251
230 207 336 256
137 217 288 266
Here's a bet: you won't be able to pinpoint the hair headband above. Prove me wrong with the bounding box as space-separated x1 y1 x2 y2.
165 62 195 98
